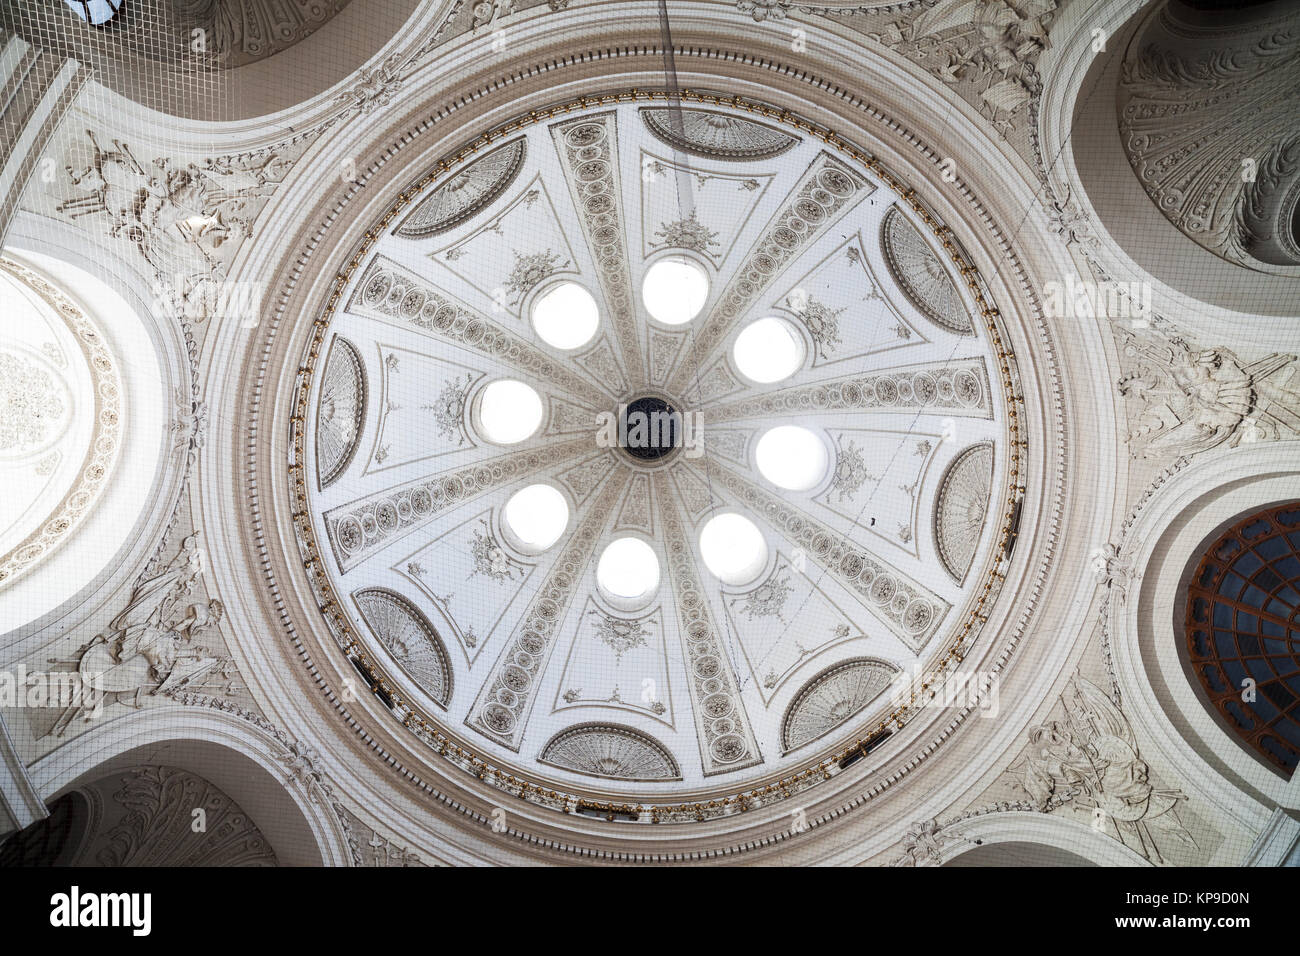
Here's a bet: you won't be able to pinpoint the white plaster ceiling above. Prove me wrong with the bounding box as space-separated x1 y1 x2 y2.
0 256 121 589
300 99 1011 797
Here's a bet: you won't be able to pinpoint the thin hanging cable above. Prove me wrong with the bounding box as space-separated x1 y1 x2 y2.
655 0 753 685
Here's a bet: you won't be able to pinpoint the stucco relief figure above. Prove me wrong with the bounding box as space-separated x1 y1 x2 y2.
904 0 1058 129
1119 331 1297 457
1090 542 1135 605
62 134 231 275
892 817 949 867
48 533 223 736
57 131 292 316
1012 676 1196 863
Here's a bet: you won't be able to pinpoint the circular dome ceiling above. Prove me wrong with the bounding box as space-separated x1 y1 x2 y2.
0 257 121 588
294 96 1018 809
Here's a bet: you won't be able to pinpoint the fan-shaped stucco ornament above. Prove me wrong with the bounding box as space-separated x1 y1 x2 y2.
143 0 352 68
354 588 453 707
90 767 279 867
1119 2 1300 271
540 723 681 781
640 107 798 160
395 138 526 238
881 205 973 335
315 336 366 488
781 658 899 752
934 442 994 585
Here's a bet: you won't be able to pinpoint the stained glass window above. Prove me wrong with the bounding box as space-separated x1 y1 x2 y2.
1186 503 1300 776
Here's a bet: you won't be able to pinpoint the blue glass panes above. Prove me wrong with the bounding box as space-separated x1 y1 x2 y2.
1217 571 1245 598
1234 551 1263 576
1214 604 1234 629
1275 556 1300 580
1257 536 1288 559
1242 585 1268 607
1187 504 1300 777
1273 719 1300 749
1248 657 1276 684
1271 656 1300 678
1221 658 1248 689
63 0 122 26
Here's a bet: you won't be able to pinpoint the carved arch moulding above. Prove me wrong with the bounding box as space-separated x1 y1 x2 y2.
1103 441 1300 848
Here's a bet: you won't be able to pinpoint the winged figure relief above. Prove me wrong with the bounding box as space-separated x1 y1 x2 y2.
47 533 223 736
1012 676 1197 863
1119 331 1298 458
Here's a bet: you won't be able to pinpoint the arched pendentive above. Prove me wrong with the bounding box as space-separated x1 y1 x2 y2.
0 766 278 866
24 706 351 866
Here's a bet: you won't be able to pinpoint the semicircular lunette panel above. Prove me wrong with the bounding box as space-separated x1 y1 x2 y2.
934 441 994 586
395 137 527 239
1186 504 1300 777
539 723 682 782
640 107 799 161
881 205 974 336
354 588 453 708
781 658 899 754
315 335 367 488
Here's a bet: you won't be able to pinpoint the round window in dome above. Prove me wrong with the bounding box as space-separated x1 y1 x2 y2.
477 379 543 444
699 513 768 586
502 484 569 553
733 317 805 383
755 426 828 491
642 256 709 325
531 281 599 350
596 537 661 603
